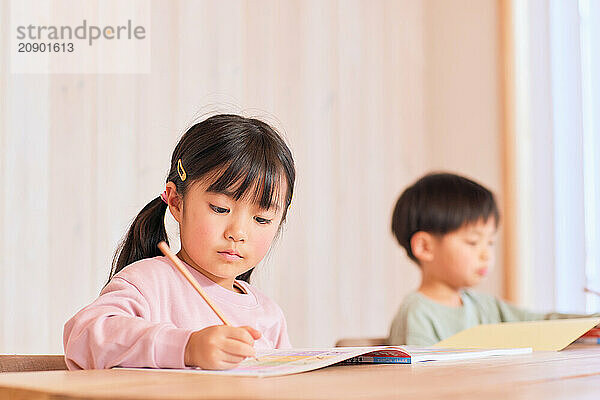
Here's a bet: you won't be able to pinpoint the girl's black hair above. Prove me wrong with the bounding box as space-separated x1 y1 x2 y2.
108 114 295 284
391 172 499 264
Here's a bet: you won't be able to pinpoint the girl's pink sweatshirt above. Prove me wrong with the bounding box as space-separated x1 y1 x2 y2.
63 256 291 370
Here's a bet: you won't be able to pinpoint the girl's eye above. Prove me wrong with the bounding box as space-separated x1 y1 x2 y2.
466 240 478 246
210 204 229 214
254 216 272 225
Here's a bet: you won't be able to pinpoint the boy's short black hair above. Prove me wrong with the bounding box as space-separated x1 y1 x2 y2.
391 172 500 264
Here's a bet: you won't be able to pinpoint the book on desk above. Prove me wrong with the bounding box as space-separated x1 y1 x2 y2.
122 318 600 378
576 327 600 344
123 346 531 378
435 317 600 351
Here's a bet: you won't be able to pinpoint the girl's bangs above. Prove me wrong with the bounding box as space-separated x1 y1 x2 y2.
206 153 284 211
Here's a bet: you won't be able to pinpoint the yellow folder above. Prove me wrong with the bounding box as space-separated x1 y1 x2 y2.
434 317 600 351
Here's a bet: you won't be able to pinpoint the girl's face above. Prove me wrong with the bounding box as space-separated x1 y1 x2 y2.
166 179 287 291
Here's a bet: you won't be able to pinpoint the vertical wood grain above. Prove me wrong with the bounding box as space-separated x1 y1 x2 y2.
0 0 505 352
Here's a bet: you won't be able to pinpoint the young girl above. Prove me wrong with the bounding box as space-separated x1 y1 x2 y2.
63 114 295 370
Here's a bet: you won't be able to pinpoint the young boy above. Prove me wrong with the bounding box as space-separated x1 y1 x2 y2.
388 172 583 346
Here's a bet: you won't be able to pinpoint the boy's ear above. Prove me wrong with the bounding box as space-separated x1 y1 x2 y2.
410 231 435 263
165 182 183 223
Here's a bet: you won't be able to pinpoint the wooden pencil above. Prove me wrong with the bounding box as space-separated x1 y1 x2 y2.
584 287 600 297
158 241 232 326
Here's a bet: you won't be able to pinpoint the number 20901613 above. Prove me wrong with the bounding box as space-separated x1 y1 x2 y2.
18 42 74 53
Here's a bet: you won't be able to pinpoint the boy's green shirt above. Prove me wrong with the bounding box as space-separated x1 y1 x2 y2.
388 290 576 346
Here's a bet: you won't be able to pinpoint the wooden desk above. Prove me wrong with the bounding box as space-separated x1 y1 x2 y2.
1 344 599 400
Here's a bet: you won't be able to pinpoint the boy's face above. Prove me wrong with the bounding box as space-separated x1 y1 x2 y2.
426 217 497 290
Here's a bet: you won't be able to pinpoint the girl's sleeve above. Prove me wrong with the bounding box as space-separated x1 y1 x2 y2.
274 305 292 349
63 277 194 370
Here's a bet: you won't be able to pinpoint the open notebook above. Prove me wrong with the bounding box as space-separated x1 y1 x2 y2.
435 317 600 351
123 346 531 377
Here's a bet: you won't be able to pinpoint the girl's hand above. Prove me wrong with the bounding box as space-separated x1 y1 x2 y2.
184 325 262 370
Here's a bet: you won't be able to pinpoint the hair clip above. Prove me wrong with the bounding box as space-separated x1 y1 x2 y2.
177 159 187 181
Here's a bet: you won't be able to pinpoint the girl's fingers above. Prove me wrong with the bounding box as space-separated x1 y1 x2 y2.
224 326 256 345
220 337 256 358
218 360 244 370
216 349 248 364
241 326 262 340
204 358 244 371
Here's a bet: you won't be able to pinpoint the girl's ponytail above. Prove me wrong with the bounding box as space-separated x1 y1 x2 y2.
108 196 168 284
